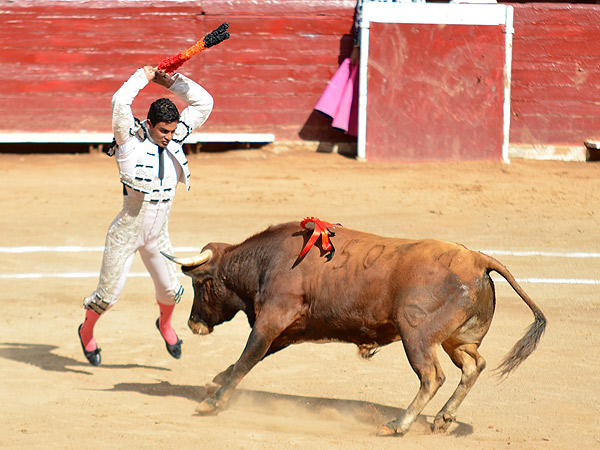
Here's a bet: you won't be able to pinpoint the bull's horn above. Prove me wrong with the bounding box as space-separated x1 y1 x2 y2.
161 249 213 266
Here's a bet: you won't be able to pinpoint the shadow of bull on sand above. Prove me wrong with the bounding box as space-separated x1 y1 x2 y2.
106 380 474 437
0 341 473 436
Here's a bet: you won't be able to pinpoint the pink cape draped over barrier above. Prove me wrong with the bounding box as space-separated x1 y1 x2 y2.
314 58 359 137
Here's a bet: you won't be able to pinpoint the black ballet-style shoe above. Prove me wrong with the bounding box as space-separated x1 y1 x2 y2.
155 318 182 359
78 324 101 366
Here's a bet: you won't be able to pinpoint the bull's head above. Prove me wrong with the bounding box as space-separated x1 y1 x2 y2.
162 243 245 336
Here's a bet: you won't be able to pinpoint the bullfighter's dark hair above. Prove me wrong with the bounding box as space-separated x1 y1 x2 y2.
147 98 180 125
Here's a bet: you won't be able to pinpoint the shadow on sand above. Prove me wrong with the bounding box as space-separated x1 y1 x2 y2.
0 341 473 437
0 342 169 375
105 379 474 437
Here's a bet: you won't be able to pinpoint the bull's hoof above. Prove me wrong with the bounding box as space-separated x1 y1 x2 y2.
376 423 404 437
432 412 456 433
195 397 220 415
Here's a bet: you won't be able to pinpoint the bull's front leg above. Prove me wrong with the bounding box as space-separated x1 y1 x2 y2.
196 323 280 415
205 364 234 395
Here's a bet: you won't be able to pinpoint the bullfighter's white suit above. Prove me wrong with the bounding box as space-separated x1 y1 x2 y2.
84 68 213 314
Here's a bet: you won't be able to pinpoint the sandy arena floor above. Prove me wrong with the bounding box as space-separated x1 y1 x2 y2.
1 147 599 449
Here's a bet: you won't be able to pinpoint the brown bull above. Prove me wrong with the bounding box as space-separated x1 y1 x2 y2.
164 221 546 436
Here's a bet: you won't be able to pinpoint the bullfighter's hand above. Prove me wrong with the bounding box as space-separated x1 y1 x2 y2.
143 65 157 82
152 70 175 89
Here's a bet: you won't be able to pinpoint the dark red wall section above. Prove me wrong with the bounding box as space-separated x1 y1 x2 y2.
366 22 507 162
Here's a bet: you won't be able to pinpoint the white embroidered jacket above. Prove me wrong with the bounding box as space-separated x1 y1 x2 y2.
111 68 214 201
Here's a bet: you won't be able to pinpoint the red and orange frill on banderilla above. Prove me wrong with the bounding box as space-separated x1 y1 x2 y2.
157 23 230 73
298 217 340 261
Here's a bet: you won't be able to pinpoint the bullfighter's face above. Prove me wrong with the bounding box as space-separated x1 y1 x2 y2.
147 120 178 147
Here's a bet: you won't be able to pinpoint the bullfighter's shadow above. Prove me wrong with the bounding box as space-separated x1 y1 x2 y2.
105 380 474 437
0 342 169 375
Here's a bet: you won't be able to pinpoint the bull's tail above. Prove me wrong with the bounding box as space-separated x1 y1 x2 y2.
482 253 547 379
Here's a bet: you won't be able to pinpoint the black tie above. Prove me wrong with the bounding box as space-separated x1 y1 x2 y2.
158 146 165 181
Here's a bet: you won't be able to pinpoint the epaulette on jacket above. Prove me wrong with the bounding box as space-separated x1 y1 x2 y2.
104 117 192 156
104 117 146 157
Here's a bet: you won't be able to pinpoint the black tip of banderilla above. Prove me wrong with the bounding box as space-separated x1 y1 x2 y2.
204 23 231 48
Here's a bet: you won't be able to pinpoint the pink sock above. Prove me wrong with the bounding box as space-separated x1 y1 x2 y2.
80 309 100 351
157 302 178 345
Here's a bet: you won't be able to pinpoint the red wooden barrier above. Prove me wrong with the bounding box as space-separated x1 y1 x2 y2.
508 2 600 147
0 0 355 142
1 0 599 154
365 20 507 162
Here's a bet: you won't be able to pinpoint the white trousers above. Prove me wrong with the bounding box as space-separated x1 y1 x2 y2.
84 190 183 315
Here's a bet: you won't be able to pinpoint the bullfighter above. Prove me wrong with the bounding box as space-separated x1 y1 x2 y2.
78 66 214 366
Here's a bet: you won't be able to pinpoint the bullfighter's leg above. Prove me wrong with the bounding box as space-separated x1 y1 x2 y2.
79 195 145 365
378 340 446 436
196 300 302 414
139 213 185 357
432 341 486 433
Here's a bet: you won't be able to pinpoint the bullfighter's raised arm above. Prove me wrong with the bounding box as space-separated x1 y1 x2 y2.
111 66 213 147
167 72 214 140
111 66 153 146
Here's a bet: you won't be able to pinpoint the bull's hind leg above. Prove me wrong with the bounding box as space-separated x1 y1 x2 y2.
432 340 486 433
378 342 446 436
